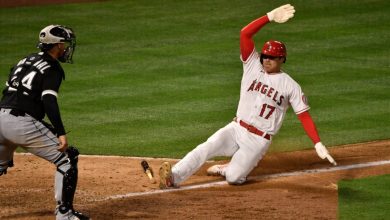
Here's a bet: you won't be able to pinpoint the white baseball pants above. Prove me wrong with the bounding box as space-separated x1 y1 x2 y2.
172 121 271 185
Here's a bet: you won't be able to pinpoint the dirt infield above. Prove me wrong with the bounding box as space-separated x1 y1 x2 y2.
1 140 389 219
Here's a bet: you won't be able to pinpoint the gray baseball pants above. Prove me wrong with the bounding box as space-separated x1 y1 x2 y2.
0 108 70 208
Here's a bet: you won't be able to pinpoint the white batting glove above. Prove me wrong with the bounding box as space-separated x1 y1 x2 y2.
315 142 337 166
267 4 296 23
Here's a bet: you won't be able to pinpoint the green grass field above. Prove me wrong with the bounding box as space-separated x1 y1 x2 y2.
0 0 389 157
339 174 390 219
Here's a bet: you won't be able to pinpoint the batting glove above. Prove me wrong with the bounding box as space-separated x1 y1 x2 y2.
267 4 296 23
315 142 337 166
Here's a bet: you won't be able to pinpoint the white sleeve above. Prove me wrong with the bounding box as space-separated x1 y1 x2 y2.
240 47 257 64
289 83 310 114
240 48 264 75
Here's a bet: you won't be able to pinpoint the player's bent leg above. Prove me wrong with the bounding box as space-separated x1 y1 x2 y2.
55 147 89 220
55 156 77 213
225 134 271 185
171 122 239 185
0 144 16 176
20 120 88 219
0 112 25 176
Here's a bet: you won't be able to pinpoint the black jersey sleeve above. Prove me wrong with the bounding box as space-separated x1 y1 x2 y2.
41 63 66 136
42 94 66 136
41 63 63 94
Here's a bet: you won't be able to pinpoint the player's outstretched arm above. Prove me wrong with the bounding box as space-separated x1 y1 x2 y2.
240 16 269 61
298 111 337 166
297 111 320 144
240 4 296 61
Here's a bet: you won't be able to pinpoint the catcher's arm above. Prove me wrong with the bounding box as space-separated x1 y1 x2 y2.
43 93 66 137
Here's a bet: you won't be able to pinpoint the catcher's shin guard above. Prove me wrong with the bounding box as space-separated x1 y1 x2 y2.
56 146 79 213
0 160 14 176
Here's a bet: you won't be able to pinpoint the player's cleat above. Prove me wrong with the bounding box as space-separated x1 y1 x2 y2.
207 164 228 176
159 161 174 189
55 207 90 220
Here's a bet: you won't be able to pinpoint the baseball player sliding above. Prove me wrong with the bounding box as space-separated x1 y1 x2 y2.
159 4 336 189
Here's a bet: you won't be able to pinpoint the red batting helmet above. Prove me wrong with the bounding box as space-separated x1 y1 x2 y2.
260 40 287 63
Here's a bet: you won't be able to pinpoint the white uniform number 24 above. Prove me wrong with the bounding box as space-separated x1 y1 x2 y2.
259 103 275 119
21 71 37 90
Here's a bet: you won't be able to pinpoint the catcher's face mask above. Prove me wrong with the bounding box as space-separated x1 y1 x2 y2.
38 25 76 63
58 38 76 64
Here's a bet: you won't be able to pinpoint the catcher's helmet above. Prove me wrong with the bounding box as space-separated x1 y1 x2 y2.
37 25 76 63
260 40 286 63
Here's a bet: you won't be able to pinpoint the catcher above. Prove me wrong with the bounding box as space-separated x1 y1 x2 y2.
159 4 336 188
0 25 89 220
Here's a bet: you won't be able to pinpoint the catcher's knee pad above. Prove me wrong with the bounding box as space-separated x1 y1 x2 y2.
56 146 79 213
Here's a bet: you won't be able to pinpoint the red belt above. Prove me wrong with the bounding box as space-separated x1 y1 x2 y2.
235 118 271 140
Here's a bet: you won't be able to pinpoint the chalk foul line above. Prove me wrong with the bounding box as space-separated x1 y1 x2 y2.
95 159 390 202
